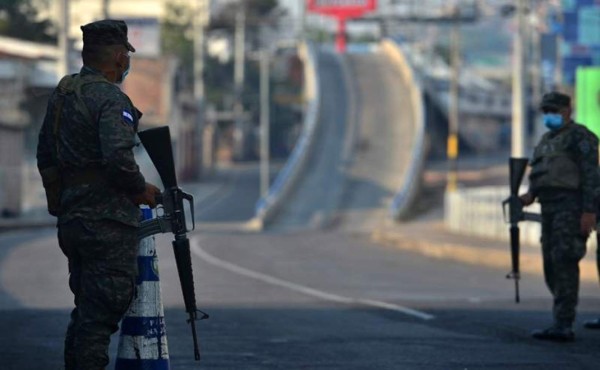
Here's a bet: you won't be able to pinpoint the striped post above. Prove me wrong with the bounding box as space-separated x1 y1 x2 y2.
116 207 170 369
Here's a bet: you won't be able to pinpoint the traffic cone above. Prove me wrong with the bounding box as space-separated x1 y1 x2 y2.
116 207 170 369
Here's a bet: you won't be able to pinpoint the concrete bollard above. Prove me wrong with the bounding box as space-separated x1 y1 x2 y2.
115 207 170 369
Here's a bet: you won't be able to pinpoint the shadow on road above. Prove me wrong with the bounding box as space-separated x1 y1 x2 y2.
4 302 600 370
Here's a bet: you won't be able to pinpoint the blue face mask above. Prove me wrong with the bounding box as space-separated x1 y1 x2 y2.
543 113 564 130
121 65 130 81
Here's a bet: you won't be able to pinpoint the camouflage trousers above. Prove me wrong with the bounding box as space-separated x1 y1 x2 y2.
540 207 587 327
58 218 138 370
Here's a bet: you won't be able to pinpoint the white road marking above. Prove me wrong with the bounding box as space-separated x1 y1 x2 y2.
190 237 435 321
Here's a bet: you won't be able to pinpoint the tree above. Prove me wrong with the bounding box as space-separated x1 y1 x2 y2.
161 2 194 67
0 0 55 43
161 0 283 103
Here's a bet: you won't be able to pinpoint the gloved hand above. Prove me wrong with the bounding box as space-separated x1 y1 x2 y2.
131 182 161 208
580 212 596 237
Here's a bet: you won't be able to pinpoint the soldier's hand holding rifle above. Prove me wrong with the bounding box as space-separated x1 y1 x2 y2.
519 192 535 207
131 182 161 208
580 212 596 238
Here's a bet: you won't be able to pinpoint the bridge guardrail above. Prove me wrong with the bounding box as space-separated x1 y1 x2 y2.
380 40 427 220
445 185 598 249
445 185 542 247
254 42 320 228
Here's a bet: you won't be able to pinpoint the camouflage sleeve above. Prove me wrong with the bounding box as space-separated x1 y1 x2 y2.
97 89 146 195
36 94 57 171
574 128 599 213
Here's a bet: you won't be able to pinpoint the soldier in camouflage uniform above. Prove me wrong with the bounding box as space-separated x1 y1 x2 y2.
36 20 160 369
520 92 598 342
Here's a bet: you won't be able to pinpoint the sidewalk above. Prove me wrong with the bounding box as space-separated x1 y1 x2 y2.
372 154 600 284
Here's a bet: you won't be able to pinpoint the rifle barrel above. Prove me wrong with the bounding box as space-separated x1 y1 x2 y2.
190 317 200 360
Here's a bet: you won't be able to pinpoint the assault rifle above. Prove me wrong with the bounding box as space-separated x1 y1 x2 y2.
137 126 208 361
502 157 541 303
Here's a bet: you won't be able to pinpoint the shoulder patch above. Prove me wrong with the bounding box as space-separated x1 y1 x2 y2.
122 110 134 126
579 139 591 154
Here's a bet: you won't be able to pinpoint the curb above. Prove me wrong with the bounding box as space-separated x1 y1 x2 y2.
254 42 321 228
379 39 427 220
0 218 55 232
372 228 599 284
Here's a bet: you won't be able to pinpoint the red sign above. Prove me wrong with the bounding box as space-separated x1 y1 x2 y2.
307 0 377 19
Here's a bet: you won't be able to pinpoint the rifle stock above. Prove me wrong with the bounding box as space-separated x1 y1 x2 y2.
138 126 207 361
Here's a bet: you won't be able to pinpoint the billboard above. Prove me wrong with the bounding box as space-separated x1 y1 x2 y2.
548 1 600 86
576 67 600 138
307 0 377 18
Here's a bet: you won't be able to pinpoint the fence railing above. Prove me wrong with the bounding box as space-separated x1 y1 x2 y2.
445 186 542 248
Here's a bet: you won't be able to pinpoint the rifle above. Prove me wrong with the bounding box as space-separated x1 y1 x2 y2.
137 126 208 361
502 157 541 303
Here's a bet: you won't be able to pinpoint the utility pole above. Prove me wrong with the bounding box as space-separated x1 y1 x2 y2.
511 0 527 158
57 0 69 77
447 6 461 193
102 0 110 19
260 51 270 198
382 0 391 37
194 0 207 102
300 0 307 41
554 3 563 91
233 5 246 160
530 0 543 145
194 0 209 178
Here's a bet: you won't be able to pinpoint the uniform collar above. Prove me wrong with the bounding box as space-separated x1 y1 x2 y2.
548 120 575 137
80 65 108 79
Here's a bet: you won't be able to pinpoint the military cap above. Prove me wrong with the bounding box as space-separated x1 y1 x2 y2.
80 19 136 52
540 91 571 110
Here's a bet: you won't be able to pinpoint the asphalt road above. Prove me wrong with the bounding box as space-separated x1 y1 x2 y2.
2 48 600 370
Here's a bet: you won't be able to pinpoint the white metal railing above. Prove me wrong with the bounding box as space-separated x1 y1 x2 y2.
445 186 599 249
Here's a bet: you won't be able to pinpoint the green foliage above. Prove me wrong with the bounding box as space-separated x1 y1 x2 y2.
0 0 55 42
162 0 282 105
161 2 194 66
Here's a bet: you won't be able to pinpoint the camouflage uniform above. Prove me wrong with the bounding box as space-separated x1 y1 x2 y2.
36 20 144 370
530 119 598 330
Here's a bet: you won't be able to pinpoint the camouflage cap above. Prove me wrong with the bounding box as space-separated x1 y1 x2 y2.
80 19 136 52
540 91 571 110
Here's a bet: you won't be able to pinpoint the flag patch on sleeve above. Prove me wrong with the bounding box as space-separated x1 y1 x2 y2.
122 110 134 126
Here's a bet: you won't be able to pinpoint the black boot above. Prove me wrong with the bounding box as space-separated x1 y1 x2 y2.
584 318 600 329
531 325 575 342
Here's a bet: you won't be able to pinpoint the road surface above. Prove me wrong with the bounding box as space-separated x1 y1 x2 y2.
2 48 600 370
